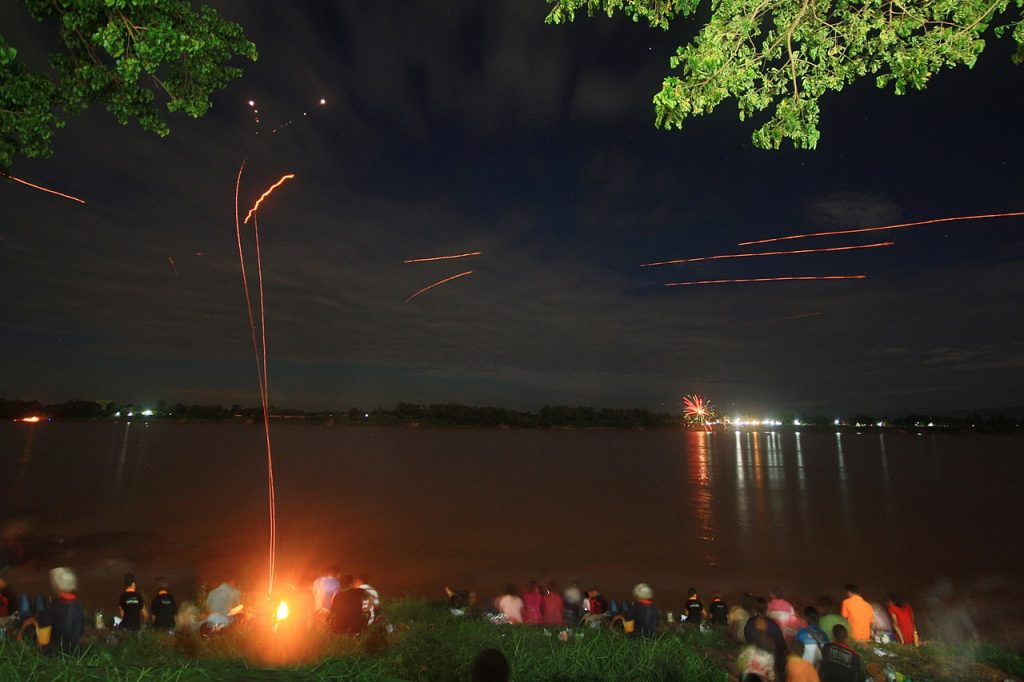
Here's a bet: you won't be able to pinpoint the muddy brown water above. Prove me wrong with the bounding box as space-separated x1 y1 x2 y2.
1 422 1021 646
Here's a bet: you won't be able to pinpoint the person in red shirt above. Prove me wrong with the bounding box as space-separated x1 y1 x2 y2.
887 593 919 645
541 581 564 626
522 580 543 625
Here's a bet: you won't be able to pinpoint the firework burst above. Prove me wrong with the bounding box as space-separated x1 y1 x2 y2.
682 394 716 430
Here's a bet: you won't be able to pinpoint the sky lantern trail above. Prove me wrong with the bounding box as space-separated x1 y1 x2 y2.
406 271 474 303
640 241 893 267
243 174 296 224
665 274 866 287
738 210 1024 246
403 251 482 263
2 172 86 205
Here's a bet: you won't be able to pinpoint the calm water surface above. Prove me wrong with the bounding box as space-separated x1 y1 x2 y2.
1 422 1020 640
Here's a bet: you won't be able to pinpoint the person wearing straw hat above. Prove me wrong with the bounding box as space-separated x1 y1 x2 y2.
29 567 84 654
627 583 659 638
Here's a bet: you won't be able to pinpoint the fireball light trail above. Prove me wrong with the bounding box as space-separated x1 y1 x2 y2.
406 270 474 303
665 275 867 287
243 173 296 224
403 251 482 263
640 241 894 267
233 157 277 595
2 173 86 205
738 210 1024 246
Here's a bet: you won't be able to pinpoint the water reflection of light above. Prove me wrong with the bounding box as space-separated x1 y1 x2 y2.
835 431 853 543
795 432 809 543
879 434 896 530
115 422 131 502
689 431 717 565
733 429 751 558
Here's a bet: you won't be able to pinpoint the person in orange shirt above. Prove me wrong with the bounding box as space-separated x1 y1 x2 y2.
787 640 821 682
841 584 874 642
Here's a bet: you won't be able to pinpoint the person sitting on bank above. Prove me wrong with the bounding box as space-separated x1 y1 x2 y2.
118 573 146 631
330 575 368 635
627 583 658 638
497 584 524 624
786 639 822 682
684 587 704 626
887 593 919 646
312 566 341 617
28 567 84 654
353 574 380 625
541 581 564 627
150 580 177 632
820 624 864 682
708 590 729 626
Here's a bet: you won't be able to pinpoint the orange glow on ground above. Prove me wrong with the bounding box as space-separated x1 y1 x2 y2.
243 174 296 224
665 274 866 287
641 241 893 267
738 210 1024 246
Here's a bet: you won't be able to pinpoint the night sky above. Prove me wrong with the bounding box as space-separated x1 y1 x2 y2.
2 1 1023 415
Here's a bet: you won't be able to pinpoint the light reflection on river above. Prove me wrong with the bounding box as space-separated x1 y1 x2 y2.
0 422 1021 641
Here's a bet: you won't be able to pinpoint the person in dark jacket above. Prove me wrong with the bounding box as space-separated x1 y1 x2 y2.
820 624 864 682
150 581 178 631
36 567 84 654
330 575 368 635
744 596 788 680
627 583 659 637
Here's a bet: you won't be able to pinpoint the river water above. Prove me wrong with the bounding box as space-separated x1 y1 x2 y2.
1 422 1020 644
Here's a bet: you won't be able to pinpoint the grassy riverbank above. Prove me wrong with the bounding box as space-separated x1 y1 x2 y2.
1 599 1021 681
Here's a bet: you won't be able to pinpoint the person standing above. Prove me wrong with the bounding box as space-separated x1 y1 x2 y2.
684 588 704 626
708 590 729 626
118 573 146 631
817 596 850 644
840 584 873 643
150 581 177 631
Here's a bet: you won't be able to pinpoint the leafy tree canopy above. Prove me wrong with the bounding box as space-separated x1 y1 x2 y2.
547 0 1024 149
1 0 257 171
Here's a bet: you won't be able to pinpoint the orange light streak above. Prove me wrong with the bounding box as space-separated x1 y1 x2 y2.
665 275 866 287
20 416 42 423
641 241 893 267
403 251 482 264
738 211 1024 246
2 173 86 205
405 271 473 303
243 174 295 224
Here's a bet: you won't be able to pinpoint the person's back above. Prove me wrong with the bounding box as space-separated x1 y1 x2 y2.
541 585 564 626
312 569 341 613
38 567 84 654
787 653 821 682
840 586 873 642
820 625 863 682
331 584 368 635
709 593 729 626
522 584 542 625
151 586 177 630
470 647 510 682
685 590 703 625
629 583 658 637
118 575 145 631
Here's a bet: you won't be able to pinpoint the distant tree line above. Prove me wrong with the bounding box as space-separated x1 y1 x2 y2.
1 398 1020 432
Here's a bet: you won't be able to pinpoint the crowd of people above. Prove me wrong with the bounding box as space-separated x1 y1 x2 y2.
1 563 920 682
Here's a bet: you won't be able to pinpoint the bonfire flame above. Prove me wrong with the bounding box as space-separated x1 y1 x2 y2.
276 600 289 622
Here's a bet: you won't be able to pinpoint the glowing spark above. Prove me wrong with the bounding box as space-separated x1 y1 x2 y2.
167 256 178 276
20 416 42 423
276 600 289 622
738 211 1024 246
243 174 295 224
2 173 86 205
641 241 893 267
682 395 716 431
403 251 482 264
319 98 326 105
248 100 255 107
405 271 473 303
665 275 866 287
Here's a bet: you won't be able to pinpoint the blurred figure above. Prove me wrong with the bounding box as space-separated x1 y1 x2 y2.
840 584 873 642
820 624 864 682
330 575 368 635
786 639 821 682
744 597 788 681
150 581 177 632
887 593 919 645
353 574 380 624
118 573 146 631
817 596 850 644
470 647 510 682
541 581 564 626
312 566 341 616
708 590 729 626
562 581 583 625
0 577 17 618
203 579 242 633
729 593 755 642
795 606 829 667
34 567 84 654
737 628 777 681
522 580 542 625
627 583 658 638
767 587 801 637
684 587 704 626
497 584 524 624
870 600 894 642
